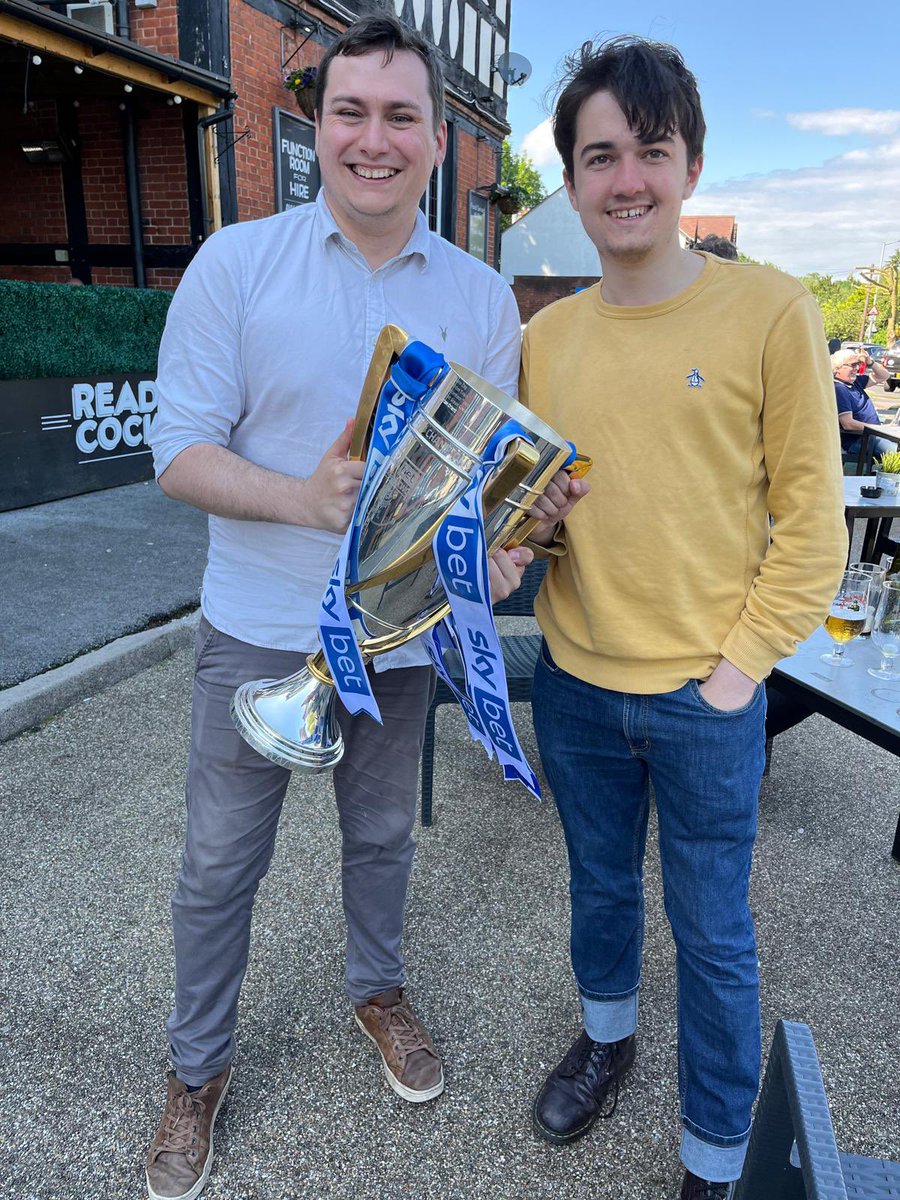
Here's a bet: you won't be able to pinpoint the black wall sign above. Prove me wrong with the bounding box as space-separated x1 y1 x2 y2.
0 374 157 511
274 108 321 212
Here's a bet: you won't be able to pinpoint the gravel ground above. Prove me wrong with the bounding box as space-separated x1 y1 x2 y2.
0 647 897 1200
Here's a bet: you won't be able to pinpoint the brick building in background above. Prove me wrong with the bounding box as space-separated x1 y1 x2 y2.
0 0 514 288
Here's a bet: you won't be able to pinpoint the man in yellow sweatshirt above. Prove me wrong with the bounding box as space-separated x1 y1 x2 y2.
520 35 846 1200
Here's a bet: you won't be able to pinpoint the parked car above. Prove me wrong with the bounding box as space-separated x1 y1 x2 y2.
881 342 900 392
840 340 882 358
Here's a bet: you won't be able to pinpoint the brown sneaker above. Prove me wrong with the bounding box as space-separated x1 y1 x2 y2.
354 987 444 1103
145 1066 232 1200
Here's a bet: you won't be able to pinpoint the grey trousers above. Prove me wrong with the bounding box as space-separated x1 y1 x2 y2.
167 618 435 1085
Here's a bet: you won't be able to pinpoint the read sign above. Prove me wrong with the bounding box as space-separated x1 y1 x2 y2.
0 374 157 510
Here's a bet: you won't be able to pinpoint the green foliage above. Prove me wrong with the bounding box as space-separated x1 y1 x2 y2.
877 449 900 474
799 272 881 343
0 279 172 380
499 141 547 231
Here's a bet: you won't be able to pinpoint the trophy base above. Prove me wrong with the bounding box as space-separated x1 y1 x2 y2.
230 673 344 773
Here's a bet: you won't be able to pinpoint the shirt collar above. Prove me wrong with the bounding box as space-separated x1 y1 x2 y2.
314 189 431 269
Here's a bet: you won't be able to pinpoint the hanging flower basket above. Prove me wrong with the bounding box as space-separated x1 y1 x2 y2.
283 66 318 121
489 186 526 216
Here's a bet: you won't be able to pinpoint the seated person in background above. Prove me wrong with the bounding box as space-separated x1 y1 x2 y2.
832 348 893 466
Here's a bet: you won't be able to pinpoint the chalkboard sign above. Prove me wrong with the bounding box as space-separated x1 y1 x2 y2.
274 108 321 212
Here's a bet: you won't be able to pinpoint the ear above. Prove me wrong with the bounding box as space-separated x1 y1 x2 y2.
563 168 579 212
433 119 448 169
683 153 703 201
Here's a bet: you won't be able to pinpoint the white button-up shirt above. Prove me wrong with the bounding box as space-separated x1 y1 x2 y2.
151 190 522 664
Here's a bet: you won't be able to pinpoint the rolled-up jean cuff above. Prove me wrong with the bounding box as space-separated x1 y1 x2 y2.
680 1127 750 1183
581 989 639 1043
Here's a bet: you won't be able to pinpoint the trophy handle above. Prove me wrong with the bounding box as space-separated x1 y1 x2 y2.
503 452 594 548
348 324 411 461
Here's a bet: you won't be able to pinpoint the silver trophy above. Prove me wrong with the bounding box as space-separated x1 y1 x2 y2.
231 324 590 772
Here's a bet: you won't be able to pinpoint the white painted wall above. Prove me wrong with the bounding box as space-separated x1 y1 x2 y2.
500 187 692 282
500 188 599 282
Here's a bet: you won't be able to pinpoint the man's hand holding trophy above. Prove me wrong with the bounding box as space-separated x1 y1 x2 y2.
230 324 591 796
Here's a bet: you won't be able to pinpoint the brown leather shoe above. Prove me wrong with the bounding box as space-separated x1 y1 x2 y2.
354 987 444 1102
145 1066 232 1200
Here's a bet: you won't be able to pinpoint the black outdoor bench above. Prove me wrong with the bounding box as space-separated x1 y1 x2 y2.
420 557 548 826
734 1019 900 1199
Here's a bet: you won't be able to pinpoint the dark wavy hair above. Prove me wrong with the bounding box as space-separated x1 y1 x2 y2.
552 36 706 178
315 13 445 133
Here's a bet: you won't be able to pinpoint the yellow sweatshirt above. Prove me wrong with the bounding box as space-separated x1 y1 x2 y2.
520 253 847 693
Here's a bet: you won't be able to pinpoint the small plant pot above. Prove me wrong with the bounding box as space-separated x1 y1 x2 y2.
493 195 519 215
875 470 900 497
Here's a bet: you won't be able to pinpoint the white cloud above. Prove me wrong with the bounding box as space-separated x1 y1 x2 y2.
786 108 900 137
689 138 900 275
519 119 561 172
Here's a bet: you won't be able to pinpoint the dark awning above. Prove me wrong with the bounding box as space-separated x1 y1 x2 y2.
0 0 233 104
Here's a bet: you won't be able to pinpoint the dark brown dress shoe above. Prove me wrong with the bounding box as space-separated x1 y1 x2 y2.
533 1030 636 1145
680 1170 736 1199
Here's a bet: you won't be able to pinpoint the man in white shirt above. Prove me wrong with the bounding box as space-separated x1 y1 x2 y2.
145 15 531 1200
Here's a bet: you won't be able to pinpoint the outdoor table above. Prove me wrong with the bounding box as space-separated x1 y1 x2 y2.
855 421 900 474
842 476 900 563
771 626 900 860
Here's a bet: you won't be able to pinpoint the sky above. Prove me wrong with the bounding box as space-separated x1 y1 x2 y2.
503 0 899 278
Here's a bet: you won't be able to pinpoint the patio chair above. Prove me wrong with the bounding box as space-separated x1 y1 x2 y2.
734 1019 900 1199
420 557 548 826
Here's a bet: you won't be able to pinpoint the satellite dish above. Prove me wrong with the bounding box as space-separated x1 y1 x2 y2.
494 52 532 87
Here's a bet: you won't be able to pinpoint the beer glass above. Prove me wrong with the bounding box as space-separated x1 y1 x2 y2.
867 578 900 680
821 570 870 667
848 561 886 634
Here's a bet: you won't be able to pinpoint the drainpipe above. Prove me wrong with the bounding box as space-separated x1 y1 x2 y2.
122 102 147 288
114 0 130 39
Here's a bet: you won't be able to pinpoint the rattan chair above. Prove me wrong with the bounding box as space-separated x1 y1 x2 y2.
420 557 548 826
734 1020 900 1199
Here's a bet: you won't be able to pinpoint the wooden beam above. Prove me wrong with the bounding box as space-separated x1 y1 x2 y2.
0 13 221 106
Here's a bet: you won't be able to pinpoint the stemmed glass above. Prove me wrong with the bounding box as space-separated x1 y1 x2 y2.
848 561 886 634
821 570 870 667
867 578 900 680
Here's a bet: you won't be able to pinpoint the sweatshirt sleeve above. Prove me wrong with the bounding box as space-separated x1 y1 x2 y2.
719 290 848 679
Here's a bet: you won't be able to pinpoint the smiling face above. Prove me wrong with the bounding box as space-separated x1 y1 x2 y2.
564 89 702 271
315 49 446 252
834 357 863 384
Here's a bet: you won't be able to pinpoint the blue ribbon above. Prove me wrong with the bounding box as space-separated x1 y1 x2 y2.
318 342 448 721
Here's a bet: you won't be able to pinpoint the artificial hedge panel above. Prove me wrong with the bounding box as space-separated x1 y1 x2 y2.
0 280 173 381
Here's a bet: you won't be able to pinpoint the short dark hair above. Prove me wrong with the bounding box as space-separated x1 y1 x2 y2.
552 36 706 179
315 13 445 133
696 234 738 260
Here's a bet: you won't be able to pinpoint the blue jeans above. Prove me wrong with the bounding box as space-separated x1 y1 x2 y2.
532 641 766 1182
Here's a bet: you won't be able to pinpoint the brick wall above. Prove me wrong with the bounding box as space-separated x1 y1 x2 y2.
129 0 180 61
511 275 600 324
453 120 499 261
230 0 324 221
0 99 69 282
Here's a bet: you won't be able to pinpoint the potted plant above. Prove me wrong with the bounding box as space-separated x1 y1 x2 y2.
874 448 900 495
875 448 900 496
488 184 526 216
283 65 318 120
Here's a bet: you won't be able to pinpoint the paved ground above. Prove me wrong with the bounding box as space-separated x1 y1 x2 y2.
0 645 897 1200
0 482 208 688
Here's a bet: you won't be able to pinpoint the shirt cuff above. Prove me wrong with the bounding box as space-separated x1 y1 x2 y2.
719 620 784 683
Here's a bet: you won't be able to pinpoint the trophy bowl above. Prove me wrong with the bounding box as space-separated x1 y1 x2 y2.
230 325 583 773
